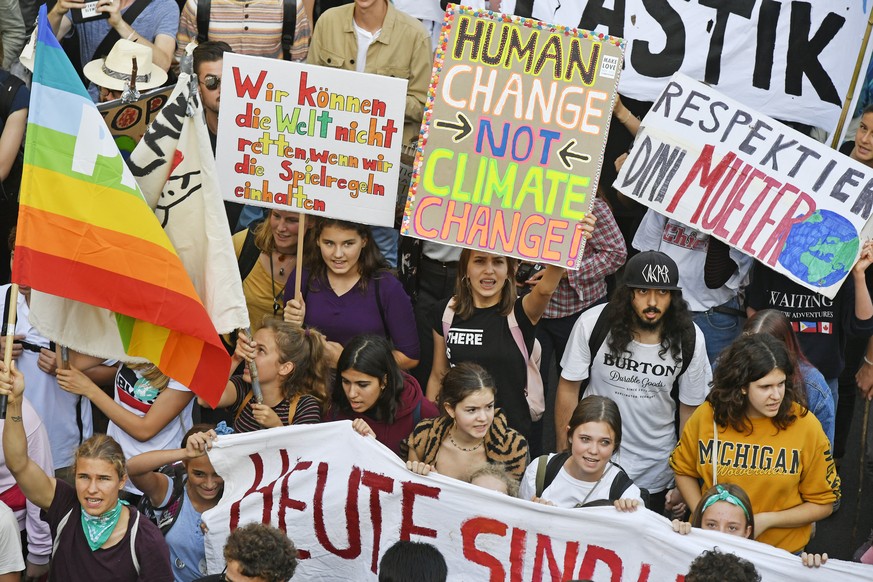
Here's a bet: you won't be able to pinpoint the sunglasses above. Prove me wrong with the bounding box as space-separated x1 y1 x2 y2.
201 74 221 90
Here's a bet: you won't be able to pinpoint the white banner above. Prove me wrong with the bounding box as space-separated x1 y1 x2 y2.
216 53 406 227
201 423 871 581
615 73 873 299
523 0 870 135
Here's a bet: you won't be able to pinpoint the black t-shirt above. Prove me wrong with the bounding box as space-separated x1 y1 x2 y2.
432 297 535 439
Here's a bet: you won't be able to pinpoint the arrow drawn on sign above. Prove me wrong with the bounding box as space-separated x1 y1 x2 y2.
434 112 472 142
558 139 591 170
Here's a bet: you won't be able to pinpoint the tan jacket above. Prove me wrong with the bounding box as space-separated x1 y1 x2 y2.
307 2 432 147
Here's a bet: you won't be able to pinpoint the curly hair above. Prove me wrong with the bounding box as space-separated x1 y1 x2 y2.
708 334 800 433
685 548 760 582
451 249 518 320
224 523 297 582
604 285 695 365
304 218 389 292
333 335 406 423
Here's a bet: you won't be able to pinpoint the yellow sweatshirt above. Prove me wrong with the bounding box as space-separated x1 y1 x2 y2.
670 401 839 553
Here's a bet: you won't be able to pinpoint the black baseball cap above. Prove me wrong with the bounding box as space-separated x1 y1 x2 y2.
623 251 682 291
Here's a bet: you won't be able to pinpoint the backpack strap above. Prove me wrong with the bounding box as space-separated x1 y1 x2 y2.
237 228 260 281
440 300 455 340
281 0 298 60
582 306 611 396
51 508 75 561
286 392 302 423
412 399 422 427
234 390 256 425
669 329 697 438
90 0 153 62
129 509 141 575
506 308 530 361
0 74 24 121
535 452 570 498
607 464 633 501
196 0 212 43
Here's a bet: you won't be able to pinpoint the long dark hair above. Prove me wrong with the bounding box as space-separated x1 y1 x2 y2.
451 249 518 320
333 335 405 423
304 218 389 292
604 285 695 364
743 309 809 409
708 334 801 433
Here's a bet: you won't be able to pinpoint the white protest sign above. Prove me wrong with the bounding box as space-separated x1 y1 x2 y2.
216 53 407 226
524 0 871 136
201 423 871 580
615 73 873 299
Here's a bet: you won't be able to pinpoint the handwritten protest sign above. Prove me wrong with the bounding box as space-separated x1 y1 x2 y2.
524 0 872 136
97 85 174 155
201 423 871 580
401 6 624 268
615 73 873 299
215 54 406 226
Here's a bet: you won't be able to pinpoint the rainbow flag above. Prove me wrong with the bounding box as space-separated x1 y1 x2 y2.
12 6 229 406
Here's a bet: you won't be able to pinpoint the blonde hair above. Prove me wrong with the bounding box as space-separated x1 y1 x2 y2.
127 362 170 393
468 463 519 497
252 215 277 254
74 434 126 479
262 318 329 411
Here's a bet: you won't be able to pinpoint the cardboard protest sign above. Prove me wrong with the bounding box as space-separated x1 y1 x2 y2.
615 73 873 299
401 6 624 268
97 85 174 155
201 423 871 580
524 0 872 137
215 53 406 226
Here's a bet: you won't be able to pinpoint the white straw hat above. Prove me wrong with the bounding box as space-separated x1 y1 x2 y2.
83 39 167 91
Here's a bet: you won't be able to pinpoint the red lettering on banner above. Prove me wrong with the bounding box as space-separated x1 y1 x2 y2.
277 461 311 530
229 450 289 530
360 471 395 573
577 545 623 581
461 517 507 581
400 482 440 540
532 535 579 582
760 191 816 266
666 144 736 215
509 527 527 582
313 463 362 559
636 563 652 581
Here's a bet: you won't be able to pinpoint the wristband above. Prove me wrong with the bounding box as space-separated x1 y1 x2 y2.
127 31 138 42
864 355 873 366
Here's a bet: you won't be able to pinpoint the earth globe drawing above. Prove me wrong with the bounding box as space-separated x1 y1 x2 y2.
777 209 859 288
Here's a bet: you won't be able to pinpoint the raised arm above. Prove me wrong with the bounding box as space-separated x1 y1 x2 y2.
199 331 254 409
426 330 449 404
0 364 56 511
128 430 217 506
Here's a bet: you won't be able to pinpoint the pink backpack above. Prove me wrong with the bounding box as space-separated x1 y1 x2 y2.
441 301 545 421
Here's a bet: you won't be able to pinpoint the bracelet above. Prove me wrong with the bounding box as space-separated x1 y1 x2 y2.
127 31 138 42
864 355 873 366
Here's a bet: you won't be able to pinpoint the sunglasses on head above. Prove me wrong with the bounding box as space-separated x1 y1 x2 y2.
201 74 221 90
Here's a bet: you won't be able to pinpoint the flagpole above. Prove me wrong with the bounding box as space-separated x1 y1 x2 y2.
295 214 306 300
1 284 19 419
830 9 873 149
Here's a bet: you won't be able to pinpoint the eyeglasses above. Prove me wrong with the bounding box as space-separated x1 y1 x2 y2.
201 74 221 91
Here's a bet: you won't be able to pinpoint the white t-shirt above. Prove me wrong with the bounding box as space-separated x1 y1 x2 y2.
3 285 93 469
392 0 444 21
560 304 712 491
632 211 753 312
0 502 24 575
107 366 193 493
519 457 643 508
353 23 381 73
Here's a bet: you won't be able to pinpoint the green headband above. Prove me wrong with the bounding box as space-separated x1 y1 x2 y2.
700 485 751 522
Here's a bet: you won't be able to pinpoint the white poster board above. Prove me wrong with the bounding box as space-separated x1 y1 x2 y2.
216 53 407 226
615 73 873 299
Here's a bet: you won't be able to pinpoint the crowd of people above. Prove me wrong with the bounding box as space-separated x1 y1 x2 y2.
1 0 873 581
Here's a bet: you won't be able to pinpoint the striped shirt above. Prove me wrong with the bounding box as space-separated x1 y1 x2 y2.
176 0 310 63
229 376 321 433
543 198 627 319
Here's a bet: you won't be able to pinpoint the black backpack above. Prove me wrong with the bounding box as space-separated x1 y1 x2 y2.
138 463 187 535
533 453 650 508
582 305 696 438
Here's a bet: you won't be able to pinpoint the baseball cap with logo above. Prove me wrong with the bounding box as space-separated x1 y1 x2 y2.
623 250 682 291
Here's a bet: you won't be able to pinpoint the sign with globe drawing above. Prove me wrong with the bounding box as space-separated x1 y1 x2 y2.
615 73 871 299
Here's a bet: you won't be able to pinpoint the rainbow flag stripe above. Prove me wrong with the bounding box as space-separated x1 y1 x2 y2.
13 6 229 406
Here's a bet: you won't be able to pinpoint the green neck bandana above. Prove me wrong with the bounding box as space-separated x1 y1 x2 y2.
80 499 129 551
